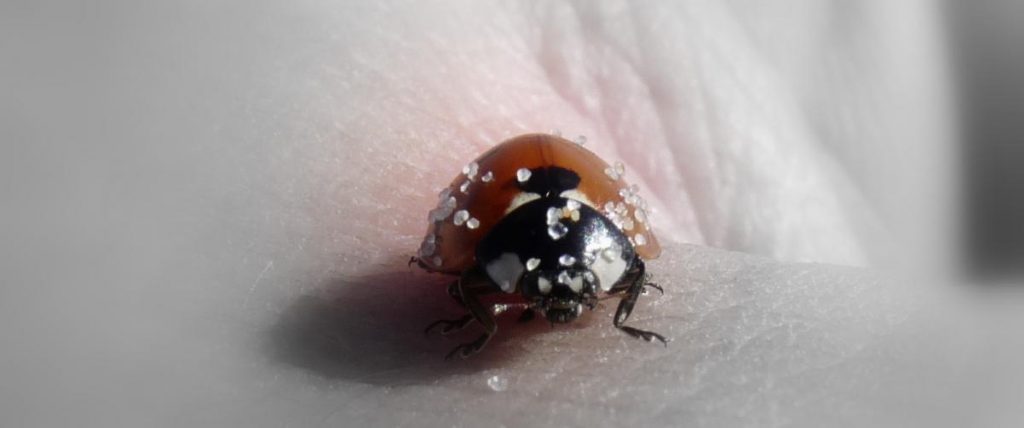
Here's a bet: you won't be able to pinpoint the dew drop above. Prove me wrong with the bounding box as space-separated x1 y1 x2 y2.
557 271 572 285
453 210 469 226
548 222 568 240
462 162 479 179
419 240 436 257
546 207 561 226
516 168 532 183
635 208 648 224
487 375 508 392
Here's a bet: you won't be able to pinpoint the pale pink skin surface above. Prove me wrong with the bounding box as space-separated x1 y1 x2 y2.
8 1 1016 427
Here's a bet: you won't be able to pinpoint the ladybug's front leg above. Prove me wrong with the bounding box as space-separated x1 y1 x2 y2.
613 258 669 345
444 268 498 359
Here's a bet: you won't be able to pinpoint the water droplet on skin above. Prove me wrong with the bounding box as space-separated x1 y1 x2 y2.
487 375 508 392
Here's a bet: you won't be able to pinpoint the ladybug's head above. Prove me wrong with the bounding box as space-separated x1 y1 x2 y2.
521 269 598 324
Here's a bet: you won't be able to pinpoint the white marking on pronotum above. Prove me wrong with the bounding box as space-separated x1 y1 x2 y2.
559 254 576 266
516 168 532 183
537 276 552 295
568 275 584 293
559 190 596 210
481 171 494 183
591 246 627 291
485 252 524 293
526 258 541 271
504 192 541 215
466 218 480 229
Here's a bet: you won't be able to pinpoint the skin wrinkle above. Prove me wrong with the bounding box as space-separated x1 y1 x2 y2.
623 5 723 248
532 2 702 245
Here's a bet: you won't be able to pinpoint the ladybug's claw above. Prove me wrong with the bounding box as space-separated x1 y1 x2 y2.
424 314 475 336
444 333 491 360
643 282 664 296
619 326 669 346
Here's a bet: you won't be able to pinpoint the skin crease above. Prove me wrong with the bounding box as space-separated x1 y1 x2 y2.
12 1 1021 428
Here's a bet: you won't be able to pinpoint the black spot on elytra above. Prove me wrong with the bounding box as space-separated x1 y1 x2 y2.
517 166 580 196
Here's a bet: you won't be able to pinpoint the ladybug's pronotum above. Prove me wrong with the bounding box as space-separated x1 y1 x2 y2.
414 133 665 358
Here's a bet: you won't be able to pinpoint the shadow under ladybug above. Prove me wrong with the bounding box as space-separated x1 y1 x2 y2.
264 271 546 385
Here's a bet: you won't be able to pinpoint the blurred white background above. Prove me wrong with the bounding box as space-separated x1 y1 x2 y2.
1 1 1022 427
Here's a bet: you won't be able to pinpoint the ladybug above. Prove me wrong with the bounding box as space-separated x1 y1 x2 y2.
414 133 666 358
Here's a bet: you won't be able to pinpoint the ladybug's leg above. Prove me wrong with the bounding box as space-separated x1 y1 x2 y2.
612 258 669 345
424 314 474 336
516 307 536 323
445 268 498 359
425 276 496 336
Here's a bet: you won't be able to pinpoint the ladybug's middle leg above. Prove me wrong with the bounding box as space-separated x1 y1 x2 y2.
612 258 668 345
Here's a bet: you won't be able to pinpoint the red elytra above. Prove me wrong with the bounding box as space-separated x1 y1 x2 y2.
418 133 660 274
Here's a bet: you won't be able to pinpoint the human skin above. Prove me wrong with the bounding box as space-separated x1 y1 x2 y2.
6 1 1020 427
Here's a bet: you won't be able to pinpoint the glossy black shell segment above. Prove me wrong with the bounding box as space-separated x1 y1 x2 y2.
475 196 636 293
